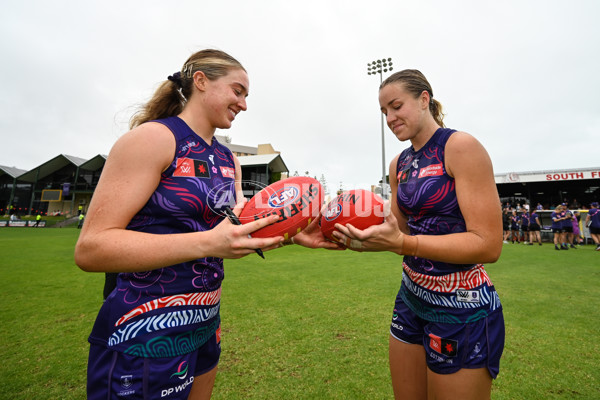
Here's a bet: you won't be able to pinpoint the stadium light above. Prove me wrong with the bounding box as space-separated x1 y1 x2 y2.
367 58 393 199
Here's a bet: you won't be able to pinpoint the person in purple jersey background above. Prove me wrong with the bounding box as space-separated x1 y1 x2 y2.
528 209 543 245
510 209 521 244
520 209 529 244
551 205 566 250
75 49 337 400
586 202 600 250
562 206 576 249
572 210 582 246
334 69 504 399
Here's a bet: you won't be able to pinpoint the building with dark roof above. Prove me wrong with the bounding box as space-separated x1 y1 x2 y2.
1 138 288 217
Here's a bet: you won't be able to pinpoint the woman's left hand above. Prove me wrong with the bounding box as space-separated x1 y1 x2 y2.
291 213 345 250
332 202 404 253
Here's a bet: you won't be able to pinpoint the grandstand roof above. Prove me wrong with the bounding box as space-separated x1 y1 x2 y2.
2 152 288 183
17 154 88 183
80 154 107 171
0 165 27 179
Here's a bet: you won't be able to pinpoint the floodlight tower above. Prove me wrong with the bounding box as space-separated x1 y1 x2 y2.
367 58 393 199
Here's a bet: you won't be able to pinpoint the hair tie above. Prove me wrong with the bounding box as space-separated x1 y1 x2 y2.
167 71 183 88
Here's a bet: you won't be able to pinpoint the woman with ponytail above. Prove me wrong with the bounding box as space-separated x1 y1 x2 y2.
75 49 287 399
334 69 505 399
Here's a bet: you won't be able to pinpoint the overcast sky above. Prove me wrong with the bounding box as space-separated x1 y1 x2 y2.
1 0 599 195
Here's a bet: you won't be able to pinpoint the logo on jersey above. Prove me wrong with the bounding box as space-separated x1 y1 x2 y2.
120 375 133 388
180 141 197 153
118 375 135 397
173 157 210 178
398 168 410 184
220 166 235 179
418 163 443 178
429 333 457 357
162 361 194 397
268 186 300 208
456 289 480 303
170 361 189 380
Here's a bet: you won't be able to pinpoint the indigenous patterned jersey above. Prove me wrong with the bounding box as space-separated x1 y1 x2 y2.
396 128 501 323
88 116 236 358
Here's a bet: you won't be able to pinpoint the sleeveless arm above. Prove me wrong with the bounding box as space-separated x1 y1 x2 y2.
75 124 282 272
409 132 502 263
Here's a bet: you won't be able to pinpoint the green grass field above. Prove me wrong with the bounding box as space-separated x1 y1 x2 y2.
0 228 598 399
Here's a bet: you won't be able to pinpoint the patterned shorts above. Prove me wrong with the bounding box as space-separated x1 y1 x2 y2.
87 328 221 400
390 297 504 378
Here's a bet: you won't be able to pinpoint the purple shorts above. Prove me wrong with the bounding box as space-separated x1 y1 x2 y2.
390 297 505 378
87 329 221 400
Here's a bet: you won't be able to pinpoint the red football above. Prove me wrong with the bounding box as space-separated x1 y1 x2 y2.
320 189 385 241
239 176 323 239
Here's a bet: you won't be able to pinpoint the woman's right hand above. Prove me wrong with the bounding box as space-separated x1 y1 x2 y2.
207 201 283 259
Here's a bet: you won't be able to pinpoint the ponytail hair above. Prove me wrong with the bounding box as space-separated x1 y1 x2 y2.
129 49 246 129
380 69 445 128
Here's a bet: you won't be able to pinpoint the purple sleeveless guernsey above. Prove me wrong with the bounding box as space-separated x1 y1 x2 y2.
88 116 236 357
396 128 501 323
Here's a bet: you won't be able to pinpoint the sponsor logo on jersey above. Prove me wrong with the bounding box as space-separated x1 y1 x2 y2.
268 186 300 208
220 166 235 179
429 333 458 357
161 361 194 397
173 158 210 178
418 163 443 178
170 361 189 380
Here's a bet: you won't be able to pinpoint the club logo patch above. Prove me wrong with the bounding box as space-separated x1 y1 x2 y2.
173 157 210 178
121 375 133 388
429 333 458 357
397 168 410 184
